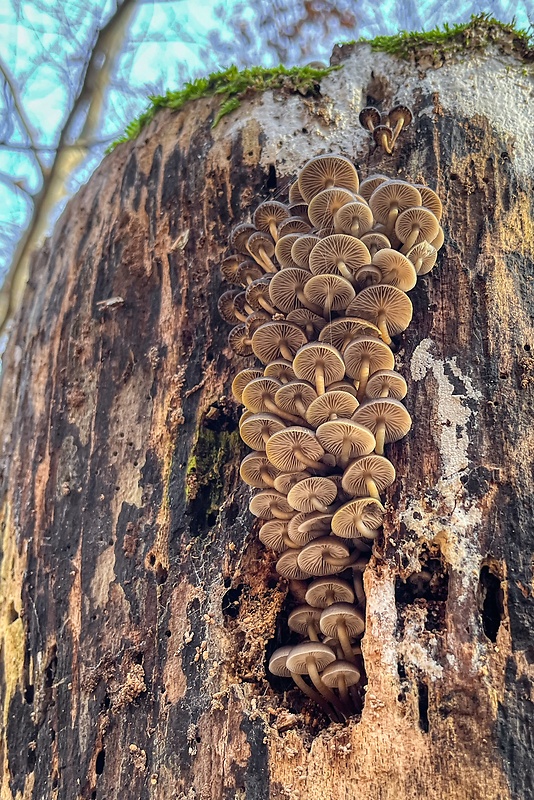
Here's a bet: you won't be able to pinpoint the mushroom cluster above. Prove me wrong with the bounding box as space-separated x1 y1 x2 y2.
359 105 413 154
219 155 443 722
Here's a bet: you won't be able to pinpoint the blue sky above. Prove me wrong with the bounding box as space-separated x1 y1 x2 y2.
0 0 532 288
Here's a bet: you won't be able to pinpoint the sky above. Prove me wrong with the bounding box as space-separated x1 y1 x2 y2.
0 0 532 291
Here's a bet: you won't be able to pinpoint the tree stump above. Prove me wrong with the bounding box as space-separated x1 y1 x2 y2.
1 35 533 800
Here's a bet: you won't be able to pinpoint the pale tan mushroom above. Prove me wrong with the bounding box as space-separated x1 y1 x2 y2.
286 308 326 338
291 234 320 269
242 377 303 424
228 324 253 356
252 321 307 363
319 317 381 353
359 174 389 203
304 274 355 318
405 241 438 275
274 233 303 269
259 519 299 552
275 550 310 580
293 342 346 395
269 268 322 315
287 477 338 513
365 369 407 399
286 642 346 719
230 222 257 254
308 188 356 229
277 217 312 238
331 497 385 539
218 289 248 324
266 426 327 473
333 201 374 237
269 646 340 721
305 576 355 608
298 155 359 202
343 335 395 400
360 231 391 257
240 451 281 488
387 105 413 146
275 381 317 418
346 285 413 345
373 124 393 155
231 368 263 403
239 412 286 450
273 471 311 494
254 200 289 241
321 659 361 711
306 390 359 428
287 511 334 545
342 454 395 499
316 419 376 467
246 231 277 272
369 181 422 237
297 536 360 576
264 360 296 383
249 489 295 520
395 206 440 254
246 277 278 316
371 248 417 292
353 397 412 455
309 234 371 284
413 184 443 220
288 605 322 640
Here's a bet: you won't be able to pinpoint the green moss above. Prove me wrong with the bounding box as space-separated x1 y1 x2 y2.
185 424 243 514
108 63 339 151
341 14 534 61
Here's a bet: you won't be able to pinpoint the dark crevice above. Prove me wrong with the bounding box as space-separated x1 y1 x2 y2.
417 681 429 733
478 565 504 642
266 164 277 191
95 748 105 776
222 584 244 619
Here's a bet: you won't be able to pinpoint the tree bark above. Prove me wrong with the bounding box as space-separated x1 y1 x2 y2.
1 40 533 800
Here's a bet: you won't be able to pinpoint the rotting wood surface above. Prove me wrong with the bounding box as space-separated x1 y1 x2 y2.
0 42 533 800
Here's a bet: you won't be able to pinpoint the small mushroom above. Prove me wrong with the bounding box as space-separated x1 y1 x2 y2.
342 454 395 499
286 642 347 719
246 310 271 335
319 603 365 662
371 248 417 292
358 106 381 132
405 241 438 275
331 497 385 540
360 231 391 257
266 426 327 473
269 268 322 315
287 202 311 222
228 324 253 356
264 359 296 383
304 273 355 318
373 124 393 154
275 549 310 580
431 226 445 250
359 174 389 202
305 576 355 608
298 155 359 203
395 206 440 254
236 260 264 285
239 412 286 451
353 397 412 455
251 321 307 364
291 234 321 269
242 377 303 424
316 419 376 468
346 285 413 345
286 308 326 338
240 451 281 489
308 188 356 229
369 181 422 238
387 105 413 147
268 646 339 720
218 289 248 324
333 201 374 238
254 200 289 241
343 335 395 400
288 182 305 203
230 222 257 254
278 217 312 237
413 184 443 220
231 368 263 403
297 536 360 577
287 476 338 513
275 380 317 418
321 659 362 711
274 471 311 495
249 489 295 520
247 231 278 272
287 511 334 545
319 317 382 353
306 390 359 428
365 369 407 400
274 234 304 269
309 234 372 284
293 342 346 395
288 605 322 641
246 278 278 316
259 519 299 552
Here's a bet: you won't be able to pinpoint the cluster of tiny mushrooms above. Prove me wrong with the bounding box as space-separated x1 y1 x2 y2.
217 124 443 723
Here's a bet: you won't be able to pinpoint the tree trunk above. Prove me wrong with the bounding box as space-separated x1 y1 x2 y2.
1 38 533 800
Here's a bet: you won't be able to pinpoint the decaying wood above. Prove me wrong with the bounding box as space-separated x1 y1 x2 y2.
0 40 533 800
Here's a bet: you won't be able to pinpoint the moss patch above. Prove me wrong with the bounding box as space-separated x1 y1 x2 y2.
109 64 339 151
342 14 534 62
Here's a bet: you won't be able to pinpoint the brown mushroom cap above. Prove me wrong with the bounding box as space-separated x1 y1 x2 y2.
239 412 286 450
371 248 417 292
242 376 282 412
259 519 293 551
334 202 374 237
319 317 381 352
220 254 244 284
254 200 289 241
414 184 443 220
359 174 389 202
365 369 407 399
326 381 360 398
249 489 295 520
264 360 296 383
373 124 393 153
269 268 321 315
234 291 253 318
276 550 310 580
268 645 293 677
306 390 359 427
274 234 303 269
358 106 380 131
288 605 322 637
231 368 263 403
331 497 385 539
218 289 246 324
240 451 281 489
342 454 395 499
287 511 334 545
298 155 359 203
305 576 355 608
353 397 412 455
228 324 253 356
286 641 337 674
406 241 438 275
286 308 326 338
289 181 305 203
237 260 264 285
288 202 311 222
266 426 326 473
287 477 338 513
246 230 277 271
395 206 440 253
304 274 355 316
275 380 317 417
343 335 395 399
297 536 354 576
278 217 312 238
319 603 365 640
274 471 311 494
246 310 271 334
360 231 391 256
252 321 307 363
245 277 277 315
293 342 346 395
308 188 355 229
388 104 413 146
230 222 257 253
316 419 376 466
346 285 413 345
291 234 321 268
369 181 422 234
309 234 371 282
321 660 361 689
431 226 445 250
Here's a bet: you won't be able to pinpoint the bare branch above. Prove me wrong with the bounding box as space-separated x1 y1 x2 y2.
0 0 138 336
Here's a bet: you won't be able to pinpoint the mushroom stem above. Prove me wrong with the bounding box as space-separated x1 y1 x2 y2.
390 118 405 147
340 438 352 467
357 358 370 401
235 309 249 323
374 422 386 455
306 657 348 719
260 468 276 488
324 550 362 569
365 477 381 500
280 344 294 361
296 290 323 315
295 450 329 473
337 675 353 710
291 672 341 722
356 519 380 539
376 312 391 345
336 621 357 663
264 399 304 425
400 227 420 254
336 260 355 284
258 297 279 316
378 130 393 155
311 498 330 513
323 291 333 319
379 386 390 397
294 399 309 418
269 222 279 242
283 535 302 550
385 205 399 237
353 572 366 608
272 508 296 521
315 365 326 396
307 622 320 642
259 248 278 272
